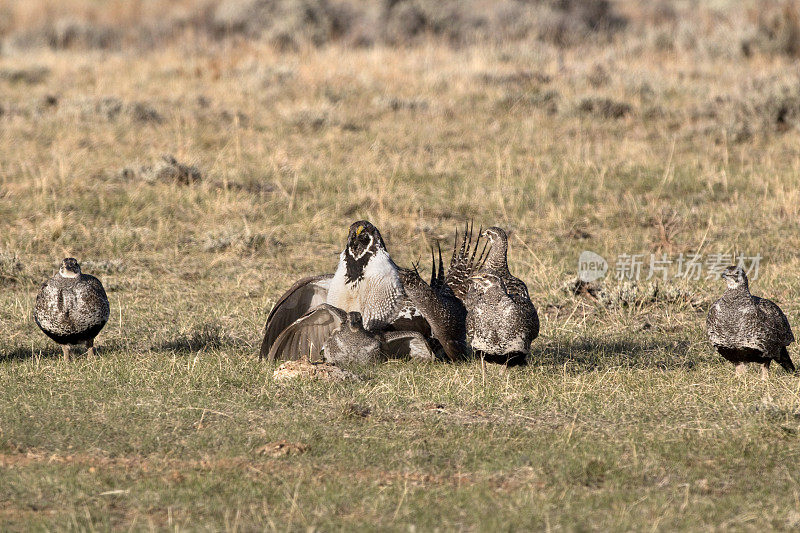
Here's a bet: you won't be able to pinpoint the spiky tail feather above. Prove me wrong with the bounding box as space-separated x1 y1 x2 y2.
445 221 489 299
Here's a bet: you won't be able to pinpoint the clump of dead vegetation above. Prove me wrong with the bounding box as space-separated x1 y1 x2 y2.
706 75 800 142
75 97 163 123
120 155 202 185
0 250 28 286
0 67 50 85
562 278 704 310
742 1 800 58
577 97 632 119
200 228 275 254
477 70 551 87
283 107 333 131
0 0 629 51
210 0 354 49
496 88 560 114
732 84 800 141
8 17 122 50
273 360 361 382
80 259 127 275
373 96 429 112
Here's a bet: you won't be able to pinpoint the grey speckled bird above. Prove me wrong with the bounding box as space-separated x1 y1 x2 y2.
707 266 795 378
269 303 435 365
34 258 110 360
450 225 539 365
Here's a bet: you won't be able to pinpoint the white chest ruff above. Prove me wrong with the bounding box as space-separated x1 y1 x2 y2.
327 258 359 312
326 250 403 328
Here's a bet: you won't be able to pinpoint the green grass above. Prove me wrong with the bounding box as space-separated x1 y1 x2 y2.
3 352 800 530
4 6 800 529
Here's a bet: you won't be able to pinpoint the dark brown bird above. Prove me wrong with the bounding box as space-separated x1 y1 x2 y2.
707 266 795 378
34 258 110 360
397 247 468 361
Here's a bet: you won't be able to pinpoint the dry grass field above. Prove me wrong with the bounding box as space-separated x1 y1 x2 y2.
3 0 800 530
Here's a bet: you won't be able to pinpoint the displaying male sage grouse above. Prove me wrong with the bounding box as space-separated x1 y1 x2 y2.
707 265 795 378
34 258 110 360
260 221 468 363
449 225 539 366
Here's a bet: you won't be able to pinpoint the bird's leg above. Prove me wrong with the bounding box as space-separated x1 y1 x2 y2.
86 340 95 359
761 360 771 380
734 362 746 376
61 345 71 361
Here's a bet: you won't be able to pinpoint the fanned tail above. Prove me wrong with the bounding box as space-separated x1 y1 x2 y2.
445 220 488 300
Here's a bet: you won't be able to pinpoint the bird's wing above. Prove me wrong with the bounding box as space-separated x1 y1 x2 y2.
82 274 110 316
500 273 538 340
391 298 431 338
526 300 540 342
267 303 345 362
33 277 56 328
34 278 52 309
756 296 795 345
260 275 333 359
706 298 720 339
381 331 436 361
504 275 531 302
82 274 108 301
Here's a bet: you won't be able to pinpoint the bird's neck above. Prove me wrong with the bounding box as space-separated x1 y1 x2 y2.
484 241 509 273
344 249 372 285
723 285 751 301
362 249 399 284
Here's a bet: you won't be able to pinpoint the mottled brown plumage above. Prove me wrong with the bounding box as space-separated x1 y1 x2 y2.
398 250 468 361
34 258 110 360
450 225 539 365
707 266 795 377
268 303 435 364
446 221 488 301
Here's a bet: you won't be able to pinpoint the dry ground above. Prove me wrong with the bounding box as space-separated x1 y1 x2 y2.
3 1 800 530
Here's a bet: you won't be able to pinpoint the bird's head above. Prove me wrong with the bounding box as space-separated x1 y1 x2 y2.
468 272 505 293
346 221 385 260
721 265 748 290
59 257 81 278
481 226 508 244
344 221 387 284
346 311 364 331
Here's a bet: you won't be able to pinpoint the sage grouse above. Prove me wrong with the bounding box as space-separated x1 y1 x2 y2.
34 258 110 360
707 266 795 378
260 221 467 363
270 303 435 365
449 225 539 365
